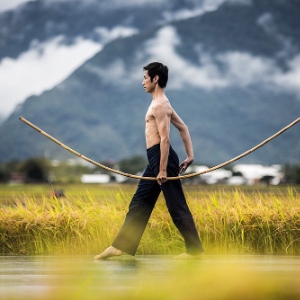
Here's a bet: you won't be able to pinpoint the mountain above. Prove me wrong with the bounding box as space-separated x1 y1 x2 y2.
0 0 300 165
0 0 225 119
0 114 4 126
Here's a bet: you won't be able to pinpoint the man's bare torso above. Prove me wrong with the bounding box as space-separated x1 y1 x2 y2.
145 97 173 149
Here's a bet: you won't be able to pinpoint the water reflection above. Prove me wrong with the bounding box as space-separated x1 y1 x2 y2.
1 255 300 299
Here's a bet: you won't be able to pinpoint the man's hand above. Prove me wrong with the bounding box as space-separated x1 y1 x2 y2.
157 170 167 185
179 157 194 175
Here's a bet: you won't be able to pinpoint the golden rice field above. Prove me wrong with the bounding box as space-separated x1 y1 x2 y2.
0 183 300 255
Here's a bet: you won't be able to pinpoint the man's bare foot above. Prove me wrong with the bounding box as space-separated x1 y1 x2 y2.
94 246 122 260
173 252 203 260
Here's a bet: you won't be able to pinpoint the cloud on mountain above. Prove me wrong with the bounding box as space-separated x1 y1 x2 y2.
0 0 164 13
257 12 297 59
0 36 101 117
92 26 300 98
92 26 138 44
147 27 300 94
0 0 249 14
98 0 250 10
0 0 30 12
162 0 227 22
44 0 166 9
0 25 138 118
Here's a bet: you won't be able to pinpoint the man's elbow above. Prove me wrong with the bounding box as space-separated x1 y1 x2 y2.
161 137 170 145
179 124 189 133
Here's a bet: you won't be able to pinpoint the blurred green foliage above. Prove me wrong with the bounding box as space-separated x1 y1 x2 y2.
18 157 51 182
284 164 300 185
0 155 148 183
0 162 10 182
118 155 148 175
1 156 300 185
50 162 94 183
0 157 50 183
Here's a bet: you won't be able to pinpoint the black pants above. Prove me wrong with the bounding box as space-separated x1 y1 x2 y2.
112 144 204 256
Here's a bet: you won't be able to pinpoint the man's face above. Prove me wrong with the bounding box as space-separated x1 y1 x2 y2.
142 70 156 93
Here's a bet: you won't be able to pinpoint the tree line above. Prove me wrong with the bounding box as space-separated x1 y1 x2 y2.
0 156 148 183
0 157 300 185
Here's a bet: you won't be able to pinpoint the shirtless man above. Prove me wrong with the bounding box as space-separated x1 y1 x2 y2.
94 62 204 260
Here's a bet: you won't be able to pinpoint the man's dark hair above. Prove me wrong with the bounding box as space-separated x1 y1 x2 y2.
143 62 168 88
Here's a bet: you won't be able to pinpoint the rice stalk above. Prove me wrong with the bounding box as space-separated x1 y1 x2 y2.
0 186 300 255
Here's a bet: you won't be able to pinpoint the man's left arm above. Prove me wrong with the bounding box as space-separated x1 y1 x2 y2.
170 109 194 174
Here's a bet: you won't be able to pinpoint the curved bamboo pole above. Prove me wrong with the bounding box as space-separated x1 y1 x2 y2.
19 116 300 181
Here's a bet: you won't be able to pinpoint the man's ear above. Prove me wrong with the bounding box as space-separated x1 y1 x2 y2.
154 75 159 84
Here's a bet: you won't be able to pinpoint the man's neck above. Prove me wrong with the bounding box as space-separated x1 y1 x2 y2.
151 85 165 101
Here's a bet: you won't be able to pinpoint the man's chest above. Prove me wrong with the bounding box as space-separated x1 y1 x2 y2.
145 106 155 123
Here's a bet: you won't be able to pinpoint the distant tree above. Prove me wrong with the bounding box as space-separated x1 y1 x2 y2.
284 164 300 185
0 159 21 183
94 160 116 175
118 155 148 175
0 162 10 182
50 161 94 183
18 157 50 182
6 159 20 172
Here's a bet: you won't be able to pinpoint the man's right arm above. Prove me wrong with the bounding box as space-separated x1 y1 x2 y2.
170 109 194 174
152 103 171 185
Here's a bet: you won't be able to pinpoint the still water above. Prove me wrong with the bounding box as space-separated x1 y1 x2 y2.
1 255 300 299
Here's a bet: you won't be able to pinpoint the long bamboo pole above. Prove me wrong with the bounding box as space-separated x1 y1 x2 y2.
19 116 300 180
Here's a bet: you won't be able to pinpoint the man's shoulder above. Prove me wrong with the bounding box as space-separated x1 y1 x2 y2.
152 101 173 119
152 101 167 113
153 97 171 109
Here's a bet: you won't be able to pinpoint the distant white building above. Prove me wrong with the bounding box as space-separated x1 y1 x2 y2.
81 174 110 184
227 176 246 185
189 164 283 185
52 158 94 168
232 164 283 185
202 168 232 184
190 165 232 184
112 173 128 183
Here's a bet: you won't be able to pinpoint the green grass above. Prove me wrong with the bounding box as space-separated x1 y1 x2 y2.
0 184 300 255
